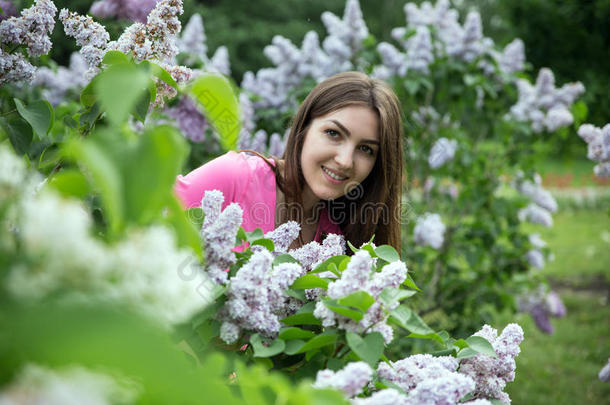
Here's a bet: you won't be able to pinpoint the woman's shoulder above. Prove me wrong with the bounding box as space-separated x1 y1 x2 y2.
174 151 270 208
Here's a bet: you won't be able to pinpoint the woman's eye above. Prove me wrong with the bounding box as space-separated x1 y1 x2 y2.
360 145 375 155
324 129 340 138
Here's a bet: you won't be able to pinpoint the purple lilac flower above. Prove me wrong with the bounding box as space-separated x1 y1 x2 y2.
545 291 566 318
351 388 408 405
517 285 565 333
264 221 300 253
0 0 57 58
32 52 89 106
428 137 458 169
599 359 610 382
287 233 346 271
0 48 36 84
498 38 525 74
222 250 305 340
378 354 459 392
405 26 434 73
516 174 558 213
166 95 208 142
413 212 446 249
219 321 240 344
90 0 159 23
509 68 585 133
577 123 610 178
0 1 17 21
458 323 524 403
518 204 553 227
376 42 408 78
327 250 373 299
313 362 373 398
268 132 286 157
404 372 475 405
200 190 243 284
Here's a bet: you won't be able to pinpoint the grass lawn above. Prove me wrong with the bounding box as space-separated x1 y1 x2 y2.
502 207 610 404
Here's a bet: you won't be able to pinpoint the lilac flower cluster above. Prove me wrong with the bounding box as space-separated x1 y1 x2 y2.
241 0 367 112
90 0 159 23
577 123 610 178
288 233 347 271
0 363 139 404
165 95 209 142
517 285 566 334
264 220 301 253
525 233 547 270
313 362 373 398
413 212 446 249
0 1 17 21
59 8 110 78
515 172 557 229
32 53 89 106
220 250 305 343
178 14 231 75
239 128 287 157
599 359 610 382
509 68 585 133
314 250 407 344
428 137 458 169
199 190 243 284
458 324 524 403
0 0 57 84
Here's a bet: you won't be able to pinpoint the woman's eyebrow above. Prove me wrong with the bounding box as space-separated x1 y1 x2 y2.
325 119 380 145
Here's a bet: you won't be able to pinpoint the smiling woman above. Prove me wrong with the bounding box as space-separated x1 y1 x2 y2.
174 71 404 252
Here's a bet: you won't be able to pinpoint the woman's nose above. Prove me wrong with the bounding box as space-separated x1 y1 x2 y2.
334 146 354 169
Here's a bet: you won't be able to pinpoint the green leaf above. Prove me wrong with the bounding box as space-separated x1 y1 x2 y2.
378 288 416 307
323 300 363 321
310 255 349 274
251 238 275 252
80 76 100 107
374 245 400 262
273 253 299 267
102 50 129 65
2 117 32 155
187 73 241 151
13 98 54 139
360 243 376 258
402 274 421 291
337 291 375 313
94 63 150 126
246 228 264 243
453 338 469 350
49 169 90 199
295 331 338 354
347 240 358 253
250 334 285 358
284 339 305 355
63 137 124 236
291 274 329 290
404 311 434 335
284 289 306 302
456 347 479 360
165 197 203 259
281 302 321 326
407 332 444 345
140 60 178 90
466 336 497 357
346 332 385 367
388 305 411 328
278 327 315 340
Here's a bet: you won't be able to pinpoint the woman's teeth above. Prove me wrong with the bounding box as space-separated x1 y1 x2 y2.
323 167 347 181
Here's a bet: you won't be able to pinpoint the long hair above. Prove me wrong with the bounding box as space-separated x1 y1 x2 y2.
266 71 404 251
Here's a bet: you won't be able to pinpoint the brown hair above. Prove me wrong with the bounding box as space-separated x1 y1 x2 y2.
265 72 404 252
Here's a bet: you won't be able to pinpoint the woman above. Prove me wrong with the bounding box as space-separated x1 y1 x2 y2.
174 71 404 252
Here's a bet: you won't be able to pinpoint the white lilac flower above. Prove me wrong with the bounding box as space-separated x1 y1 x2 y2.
376 42 408 78
32 52 89 106
264 221 300 253
0 364 140 405
166 95 208 142
599 359 610 382
321 0 368 62
313 362 373 398
327 250 373 299
248 129 268 154
428 137 458 169
516 284 565 333
208 46 230 76
404 372 475 405
509 68 585 133
268 132 286 157
525 249 545 270
405 26 434 73
413 212 446 249
365 261 408 298
0 145 27 191
0 48 37 84
377 354 459 392
219 321 240 344
0 0 57 58
200 190 243 284
518 204 553 227
178 13 206 62
577 123 610 178
145 0 182 62
351 388 408 405
287 233 346 271
459 323 524 403
498 38 525 74
515 174 558 213
222 250 305 340
59 8 110 71
90 0 159 23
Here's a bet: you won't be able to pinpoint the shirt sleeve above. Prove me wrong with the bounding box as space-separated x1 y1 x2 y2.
174 151 249 209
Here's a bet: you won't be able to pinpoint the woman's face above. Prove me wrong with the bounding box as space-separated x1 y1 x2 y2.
300 105 380 204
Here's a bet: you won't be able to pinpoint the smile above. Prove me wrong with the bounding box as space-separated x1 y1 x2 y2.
322 166 347 181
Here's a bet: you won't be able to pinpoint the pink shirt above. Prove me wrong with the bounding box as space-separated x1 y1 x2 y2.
174 151 342 241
